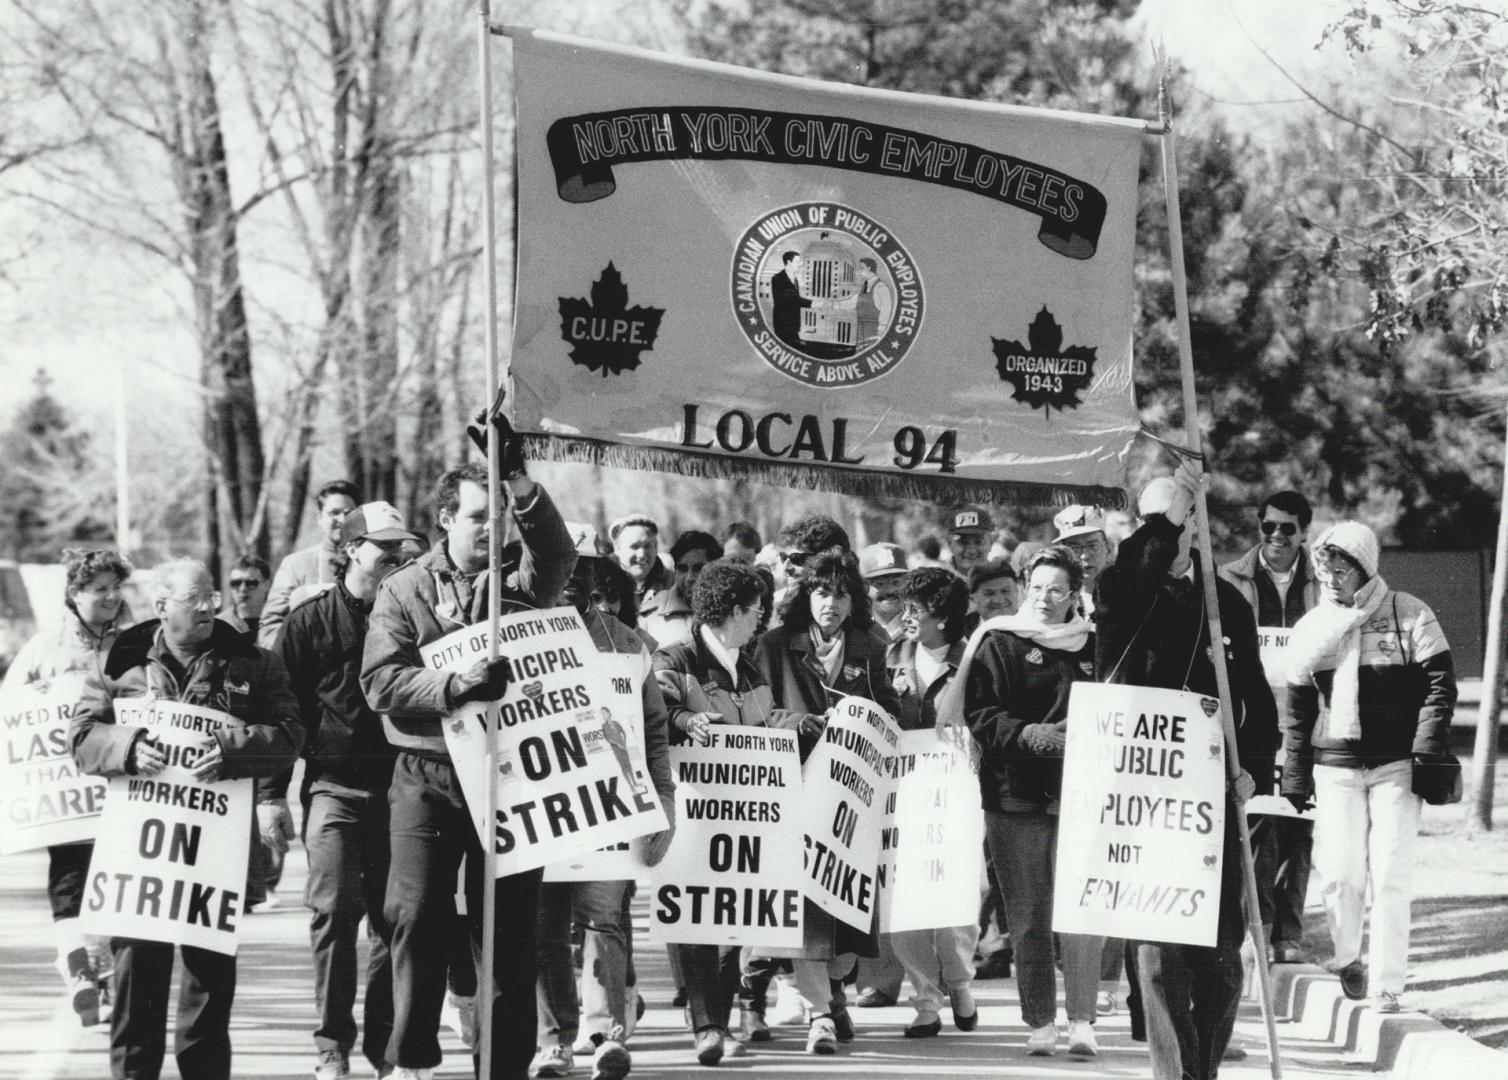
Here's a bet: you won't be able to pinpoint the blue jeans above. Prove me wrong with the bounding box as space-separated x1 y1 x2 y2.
305 786 393 1069
384 753 543 1078
536 879 629 1045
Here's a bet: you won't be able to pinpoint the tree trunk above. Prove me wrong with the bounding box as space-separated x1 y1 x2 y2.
177 0 266 570
1470 405 1508 830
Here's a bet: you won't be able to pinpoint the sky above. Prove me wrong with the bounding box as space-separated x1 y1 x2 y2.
0 0 1362 428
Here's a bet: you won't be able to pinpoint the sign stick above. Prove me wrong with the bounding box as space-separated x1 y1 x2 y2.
1157 73 1282 1079
477 1 502 1075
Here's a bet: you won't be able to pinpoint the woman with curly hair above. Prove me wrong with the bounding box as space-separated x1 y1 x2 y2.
752 550 901 1055
3 547 134 1027
653 559 774 1064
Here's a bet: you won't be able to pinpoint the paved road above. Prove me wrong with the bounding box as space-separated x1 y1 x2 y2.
0 847 1372 1080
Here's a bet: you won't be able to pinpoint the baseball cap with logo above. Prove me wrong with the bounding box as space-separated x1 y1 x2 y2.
859 542 907 581
1053 504 1107 542
949 506 992 536
340 501 424 545
564 521 608 560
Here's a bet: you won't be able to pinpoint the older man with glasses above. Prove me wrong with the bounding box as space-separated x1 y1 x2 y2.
71 558 303 1080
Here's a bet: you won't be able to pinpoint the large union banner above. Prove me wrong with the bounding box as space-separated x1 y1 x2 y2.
508 29 1143 503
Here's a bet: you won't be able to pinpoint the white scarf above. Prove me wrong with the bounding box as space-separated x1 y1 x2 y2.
1286 575 1389 741
809 625 846 686
934 610 1092 732
699 623 741 686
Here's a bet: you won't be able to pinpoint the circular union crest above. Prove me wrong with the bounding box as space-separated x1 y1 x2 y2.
730 202 923 388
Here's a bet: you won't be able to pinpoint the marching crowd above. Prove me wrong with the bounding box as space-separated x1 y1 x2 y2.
2 413 1458 1080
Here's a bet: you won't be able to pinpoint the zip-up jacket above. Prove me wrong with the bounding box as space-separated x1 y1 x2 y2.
1282 589 1455 795
888 636 966 731
360 485 575 758
654 623 775 742
70 619 303 803
1217 544 1319 629
279 579 394 793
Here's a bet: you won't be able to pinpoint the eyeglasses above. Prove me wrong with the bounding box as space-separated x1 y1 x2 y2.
166 593 219 613
1260 520 1299 537
228 578 263 590
1025 584 1072 602
675 562 707 574
1314 548 1360 576
780 551 808 567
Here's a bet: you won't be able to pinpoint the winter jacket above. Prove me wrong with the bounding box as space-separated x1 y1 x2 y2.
258 543 341 649
887 636 966 732
70 620 303 803
1094 514 1280 787
638 573 693 650
653 623 775 743
3 606 132 693
278 579 395 793
752 621 903 761
360 485 575 759
583 607 674 804
1282 589 1455 795
1217 544 1319 630
965 630 1096 812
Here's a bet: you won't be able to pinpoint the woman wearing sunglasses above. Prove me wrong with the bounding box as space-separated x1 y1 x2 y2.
1282 522 1456 1013
752 550 901 1055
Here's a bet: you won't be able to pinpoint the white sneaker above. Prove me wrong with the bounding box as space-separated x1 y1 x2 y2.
1096 990 1117 1016
806 1017 838 1055
1026 1021 1058 1056
390 1070 434 1080
313 1049 350 1080
1067 1020 1098 1057
532 1044 574 1077
441 991 477 1049
572 1033 601 1056
591 1038 631 1080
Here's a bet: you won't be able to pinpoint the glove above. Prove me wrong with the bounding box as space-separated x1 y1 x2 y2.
797 713 828 739
641 801 677 868
1230 769 1256 805
1020 723 1066 755
465 387 527 481
452 656 514 705
257 799 295 854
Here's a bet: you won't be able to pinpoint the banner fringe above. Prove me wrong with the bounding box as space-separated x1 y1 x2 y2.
521 434 1128 509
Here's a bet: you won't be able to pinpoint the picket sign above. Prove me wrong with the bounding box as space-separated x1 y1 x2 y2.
423 607 668 877
648 725 805 947
80 701 253 956
877 727 984 934
0 675 104 854
1053 682 1227 948
543 654 655 883
1255 626 1292 686
798 695 901 931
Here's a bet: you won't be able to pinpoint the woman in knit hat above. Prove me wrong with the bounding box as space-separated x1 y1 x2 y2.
1281 521 1456 1014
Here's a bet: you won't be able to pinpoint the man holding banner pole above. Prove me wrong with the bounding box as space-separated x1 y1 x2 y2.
1094 464 1278 1080
361 444 575 1080
70 558 304 1080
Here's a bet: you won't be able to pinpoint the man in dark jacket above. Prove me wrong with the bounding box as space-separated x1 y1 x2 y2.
1218 490 1320 966
361 433 576 1080
1094 464 1278 1080
279 501 425 1080
70 558 303 1080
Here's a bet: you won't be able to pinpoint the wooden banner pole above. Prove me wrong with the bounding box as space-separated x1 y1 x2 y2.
1158 81 1283 1079
477 2 502 1076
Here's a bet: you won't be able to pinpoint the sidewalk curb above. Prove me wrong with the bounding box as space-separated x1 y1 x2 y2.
1271 963 1508 1078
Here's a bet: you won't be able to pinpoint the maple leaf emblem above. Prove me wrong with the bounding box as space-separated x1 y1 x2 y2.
558 263 665 376
991 306 1097 416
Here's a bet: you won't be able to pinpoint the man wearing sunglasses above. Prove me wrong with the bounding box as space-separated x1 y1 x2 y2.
1219 491 1321 973
219 555 271 640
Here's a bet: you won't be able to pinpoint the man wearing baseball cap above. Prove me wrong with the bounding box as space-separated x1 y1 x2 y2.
1052 505 1110 617
947 507 993 580
860 542 909 645
272 502 424 1079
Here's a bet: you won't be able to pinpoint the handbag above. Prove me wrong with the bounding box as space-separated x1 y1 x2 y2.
1411 753 1463 805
